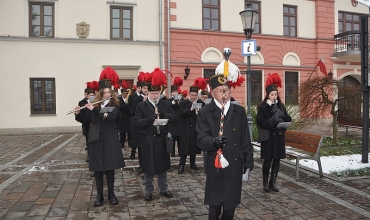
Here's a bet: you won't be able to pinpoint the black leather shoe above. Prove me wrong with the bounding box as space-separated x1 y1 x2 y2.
144 193 153 201
94 193 104 206
160 191 173 198
108 192 118 205
137 167 144 174
178 165 184 174
190 163 199 171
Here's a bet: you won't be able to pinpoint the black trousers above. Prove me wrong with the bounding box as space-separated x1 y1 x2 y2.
120 132 132 147
179 154 195 166
94 170 115 194
172 136 180 151
209 205 235 220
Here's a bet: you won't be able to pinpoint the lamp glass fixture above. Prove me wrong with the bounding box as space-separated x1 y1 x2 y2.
239 3 257 38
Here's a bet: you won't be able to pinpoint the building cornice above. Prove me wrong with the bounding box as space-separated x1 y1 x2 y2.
170 28 334 43
0 36 159 45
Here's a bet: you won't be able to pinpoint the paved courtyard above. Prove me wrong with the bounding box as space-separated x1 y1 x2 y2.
0 130 369 219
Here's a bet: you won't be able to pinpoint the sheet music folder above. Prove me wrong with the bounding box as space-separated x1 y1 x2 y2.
153 119 169 126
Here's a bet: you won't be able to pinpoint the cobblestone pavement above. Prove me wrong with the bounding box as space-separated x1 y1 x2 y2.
0 132 369 220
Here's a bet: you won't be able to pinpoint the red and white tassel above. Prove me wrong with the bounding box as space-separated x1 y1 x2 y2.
214 148 229 169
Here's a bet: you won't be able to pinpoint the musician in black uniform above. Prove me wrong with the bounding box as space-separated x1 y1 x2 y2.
200 90 209 103
196 74 254 219
75 87 95 162
131 81 148 173
128 83 141 159
75 71 125 207
134 82 178 201
178 84 205 174
168 84 181 157
118 88 132 150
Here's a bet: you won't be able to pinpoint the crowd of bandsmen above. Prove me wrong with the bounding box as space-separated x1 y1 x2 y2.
73 55 254 220
76 69 215 174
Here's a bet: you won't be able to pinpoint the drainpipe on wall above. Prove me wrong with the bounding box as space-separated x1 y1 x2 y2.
159 0 163 69
167 0 171 98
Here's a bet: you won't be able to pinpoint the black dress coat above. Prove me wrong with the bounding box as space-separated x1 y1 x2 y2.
76 98 89 137
129 93 143 148
196 100 254 210
178 99 204 156
118 96 131 133
167 98 181 137
256 102 292 159
87 104 125 171
133 99 178 175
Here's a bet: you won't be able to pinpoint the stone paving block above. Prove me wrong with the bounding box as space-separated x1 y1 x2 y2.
149 209 172 219
248 204 274 216
284 216 306 220
2 211 28 220
47 207 69 217
186 205 208 216
10 201 34 212
0 208 9 218
109 212 130 220
167 204 188 213
51 198 72 207
19 194 39 202
65 210 88 219
180 196 203 206
5 192 24 200
127 199 147 208
23 216 46 220
269 205 296 218
292 206 319 218
170 211 194 219
162 197 182 206
27 204 51 216
128 206 149 216
234 205 260 220
129 215 151 219
147 201 167 210
35 197 55 205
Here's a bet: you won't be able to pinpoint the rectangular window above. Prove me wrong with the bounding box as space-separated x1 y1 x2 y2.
202 0 220 30
338 11 361 33
283 5 297 37
111 7 133 40
203 69 216 80
285 72 298 105
250 70 262 105
29 2 54 37
30 78 56 115
245 1 261 34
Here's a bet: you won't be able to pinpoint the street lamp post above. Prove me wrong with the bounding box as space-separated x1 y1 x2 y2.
240 2 257 140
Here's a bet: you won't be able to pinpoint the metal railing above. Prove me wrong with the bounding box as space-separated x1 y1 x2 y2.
334 31 361 53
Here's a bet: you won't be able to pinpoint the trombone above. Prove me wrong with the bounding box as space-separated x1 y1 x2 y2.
67 97 112 115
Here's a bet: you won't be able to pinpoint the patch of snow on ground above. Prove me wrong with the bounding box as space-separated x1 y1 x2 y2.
292 153 370 174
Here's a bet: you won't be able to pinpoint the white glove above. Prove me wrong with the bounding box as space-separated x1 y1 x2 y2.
172 100 176 105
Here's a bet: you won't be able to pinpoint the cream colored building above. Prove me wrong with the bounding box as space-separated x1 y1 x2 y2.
0 0 165 130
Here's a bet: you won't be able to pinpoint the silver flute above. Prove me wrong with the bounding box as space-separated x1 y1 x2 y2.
67 97 112 115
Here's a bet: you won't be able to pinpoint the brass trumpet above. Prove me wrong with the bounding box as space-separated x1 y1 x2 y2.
67 97 112 115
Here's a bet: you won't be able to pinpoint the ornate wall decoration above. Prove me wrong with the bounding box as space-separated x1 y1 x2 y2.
76 21 90 38
352 0 358 7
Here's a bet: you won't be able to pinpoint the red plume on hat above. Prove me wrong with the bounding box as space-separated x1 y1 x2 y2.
86 81 94 89
193 78 207 91
182 89 188 98
227 76 246 89
91 81 99 91
100 67 119 86
265 73 282 88
151 68 167 86
173 77 183 87
138 72 146 83
121 80 130 89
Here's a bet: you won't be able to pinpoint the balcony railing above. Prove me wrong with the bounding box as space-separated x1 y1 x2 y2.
334 31 361 53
